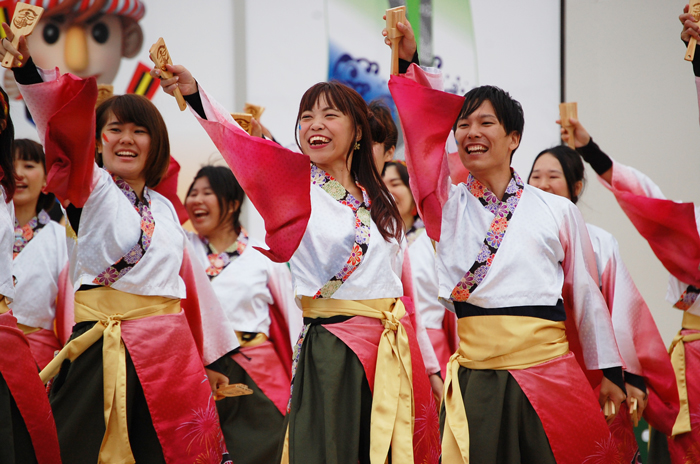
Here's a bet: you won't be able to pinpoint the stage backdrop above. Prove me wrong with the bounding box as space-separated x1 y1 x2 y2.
8 0 561 239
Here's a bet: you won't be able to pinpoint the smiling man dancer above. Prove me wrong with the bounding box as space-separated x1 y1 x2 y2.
384 19 627 464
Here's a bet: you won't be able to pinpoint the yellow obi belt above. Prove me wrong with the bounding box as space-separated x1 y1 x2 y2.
40 286 181 464
443 303 570 463
669 311 700 436
300 296 414 464
235 331 268 348
0 297 9 315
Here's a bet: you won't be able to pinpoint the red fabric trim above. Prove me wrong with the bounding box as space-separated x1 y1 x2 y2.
442 309 459 354
267 303 292 374
510 353 612 464
197 117 311 263
388 74 464 242
0 311 61 464
178 246 204 359
153 156 188 225
43 75 97 208
447 152 470 185
54 261 74 346
232 341 289 415
25 329 61 370
426 328 451 376
613 191 700 287
121 311 227 464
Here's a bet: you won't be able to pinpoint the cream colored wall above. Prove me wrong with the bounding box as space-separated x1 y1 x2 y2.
566 0 700 344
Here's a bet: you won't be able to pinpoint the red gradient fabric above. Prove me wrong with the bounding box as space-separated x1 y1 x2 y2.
232 341 290 415
0 311 62 464
511 353 613 464
153 157 188 225
39 75 97 208
197 117 311 263
388 72 464 241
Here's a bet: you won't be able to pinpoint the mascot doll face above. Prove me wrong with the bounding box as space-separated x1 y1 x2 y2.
10 0 145 85
29 14 125 83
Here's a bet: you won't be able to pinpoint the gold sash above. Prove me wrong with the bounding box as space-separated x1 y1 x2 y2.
443 315 570 464
235 331 268 348
39 287 181 464
0 297 9 315
669 312 700 436
16 323 40 335
297 296 414 464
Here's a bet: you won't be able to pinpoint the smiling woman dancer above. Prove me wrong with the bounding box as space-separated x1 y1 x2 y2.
9 139 71 370
0 87 62 464
528 146 677 463
2 29 238 464
154 60 440 463
385 19 626 463
185 164 301 464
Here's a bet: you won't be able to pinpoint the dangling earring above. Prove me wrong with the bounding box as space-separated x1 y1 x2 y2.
354 141 360 151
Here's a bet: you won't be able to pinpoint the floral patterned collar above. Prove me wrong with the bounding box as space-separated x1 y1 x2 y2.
675 285 700 310
93 175 155 286
406 217 425 248
451 170 524 302
13 209 51 259
204 228 249 279
310 164 372 299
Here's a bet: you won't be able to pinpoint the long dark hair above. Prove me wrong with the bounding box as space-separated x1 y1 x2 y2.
0 87 15 202
528 145 586 204
13 139 55 213
187 165 245 234
95 94 170 188
295 81 402 242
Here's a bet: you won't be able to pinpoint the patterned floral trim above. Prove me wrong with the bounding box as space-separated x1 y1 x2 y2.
287 324 310 414
13 209 51 259
406 217 425 248
204 229 249 279
450 170 524 302
310 164 372 299
93 175 155 286
675 285 700 311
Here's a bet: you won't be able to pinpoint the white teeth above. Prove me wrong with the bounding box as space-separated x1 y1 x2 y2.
309 135 330 145
116 151 137 157
467 145 487 154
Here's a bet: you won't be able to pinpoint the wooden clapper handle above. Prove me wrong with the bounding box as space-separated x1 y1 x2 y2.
386 6 406 75
559 102 578 150
1 2 44 69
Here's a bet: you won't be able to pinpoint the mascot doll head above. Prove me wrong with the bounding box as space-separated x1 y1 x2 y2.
6 0 145 84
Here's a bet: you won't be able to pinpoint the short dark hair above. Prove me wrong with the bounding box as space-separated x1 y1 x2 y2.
13 139 55 213
95 94 170 188
187 165 245 233
528 145 586 204
369 99 397 151
453 85 525 157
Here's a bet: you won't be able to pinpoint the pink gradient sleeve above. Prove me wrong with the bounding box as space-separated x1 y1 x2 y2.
17 69 98 207
559 205 622 372
192 86 311 263
388 65 464 242
599 244 678 433
598 162 700 287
